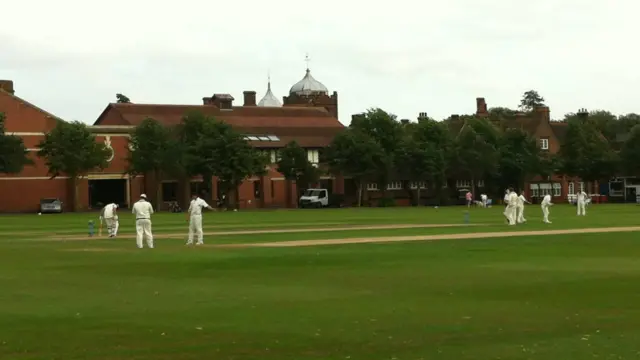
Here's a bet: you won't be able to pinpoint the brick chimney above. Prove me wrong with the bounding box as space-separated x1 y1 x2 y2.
476 97 488 117
401 119 410 124
418 112 428 119
0 80 14 94
243 91 256 106
211 94 234 109
533 106 551 122
202 97 214 105
577 108 589 120
450 114 460 121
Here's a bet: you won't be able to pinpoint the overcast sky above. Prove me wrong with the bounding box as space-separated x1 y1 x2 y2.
1 0 638 125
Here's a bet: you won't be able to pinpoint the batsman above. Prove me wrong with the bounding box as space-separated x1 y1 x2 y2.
99 202 119 238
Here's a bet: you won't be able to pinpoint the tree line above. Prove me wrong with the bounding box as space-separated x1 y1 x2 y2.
2 90 640 210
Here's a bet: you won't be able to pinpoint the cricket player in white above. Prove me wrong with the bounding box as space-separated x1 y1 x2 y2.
516 192 531 224
99 203 119 238
506 188 518 225
576 190 589 216
186 194 214 245
480 193 488 208
503 190 510 223
541 194 553 223
131 194 154 249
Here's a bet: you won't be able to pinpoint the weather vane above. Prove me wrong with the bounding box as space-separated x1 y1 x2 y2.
304 53 311 70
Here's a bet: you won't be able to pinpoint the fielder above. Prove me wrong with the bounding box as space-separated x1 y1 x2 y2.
506 188 518 225
503 190 510 223
99 202 119 238
186 193 214 246
131 194 154 249
480 193 488 208
576 189 589 216
541 193 553 223
516 191 531 224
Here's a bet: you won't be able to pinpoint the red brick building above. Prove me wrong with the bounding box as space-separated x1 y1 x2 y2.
0 68 345 212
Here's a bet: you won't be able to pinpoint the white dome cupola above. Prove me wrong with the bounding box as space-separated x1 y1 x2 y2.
258 75 282 107
288 54 328 96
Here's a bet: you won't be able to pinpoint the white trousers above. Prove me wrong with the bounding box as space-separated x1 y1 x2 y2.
516 205 525 223
135 219 154 248
577 201 586 216
541 205 550 223
188 215 204 244
104 217 119 236
506 205 517 225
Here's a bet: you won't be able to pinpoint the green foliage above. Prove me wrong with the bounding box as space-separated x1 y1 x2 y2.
453 118 500 192
519 90 545 112
558 117 618 182
619 125 640 176
116 93 131 103
0 112 33 174
276 141 320 190
127 118 180 177
498 128 541 191
37 121 110 178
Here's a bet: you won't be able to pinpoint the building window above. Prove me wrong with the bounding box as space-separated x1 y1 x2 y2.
387 181 402 190
552 183 561 197
477 180 485 187
270 150 281 163
539 183 552 196
540 137 549 150
456 180 471 188
162 182 178 202
367 183 378 191
307 149 319 164
568 182 575 195
530 183 540 197
254 180 261 199
410 181 426 189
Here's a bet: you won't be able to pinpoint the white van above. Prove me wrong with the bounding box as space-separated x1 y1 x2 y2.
299 189 329 208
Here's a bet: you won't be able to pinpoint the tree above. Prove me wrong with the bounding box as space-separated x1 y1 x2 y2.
519 90 545 112
276 141 320 206
498 128 542 192
558 118 617 193
116 94 131 103
127 118 181 209
178 112 268 209
620 125 640 177
452 118 500 197
37 121 111 211
325 129 386 206
0 112 33 174
350 108 403 193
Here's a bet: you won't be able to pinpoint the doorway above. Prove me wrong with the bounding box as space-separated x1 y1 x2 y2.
89 179 127 209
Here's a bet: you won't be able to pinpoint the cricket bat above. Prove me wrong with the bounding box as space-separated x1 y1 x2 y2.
99 217 103 236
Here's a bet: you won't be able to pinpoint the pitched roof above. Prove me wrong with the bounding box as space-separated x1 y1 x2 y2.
93 102 345 147
0 85 64 123
549 122 568 141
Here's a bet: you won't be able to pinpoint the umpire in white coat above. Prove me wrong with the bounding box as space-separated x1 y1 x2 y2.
186 193 214 245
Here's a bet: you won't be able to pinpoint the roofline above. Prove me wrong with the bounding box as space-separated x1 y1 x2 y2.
0 87 65 122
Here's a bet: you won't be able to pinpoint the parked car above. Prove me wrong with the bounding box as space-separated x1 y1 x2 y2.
40 198 63 214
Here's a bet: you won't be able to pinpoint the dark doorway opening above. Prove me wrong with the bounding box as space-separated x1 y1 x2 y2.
89 179 127 209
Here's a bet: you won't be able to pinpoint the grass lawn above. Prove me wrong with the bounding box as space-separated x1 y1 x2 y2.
1 204 639 359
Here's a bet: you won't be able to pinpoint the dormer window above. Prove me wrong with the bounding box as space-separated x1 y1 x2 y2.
540 137 549 150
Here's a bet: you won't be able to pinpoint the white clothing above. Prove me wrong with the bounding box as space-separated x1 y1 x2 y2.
541 194 552 223
132 199 154 248
576 191 588 216
187 197 211 245
506 192 518 225
102 203 117 218
135 219 154 248
480 194 487 207
104 216 119 237
516 195 527 223
188 197 211 216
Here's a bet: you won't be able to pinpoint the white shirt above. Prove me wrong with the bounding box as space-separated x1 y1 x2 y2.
188 197 211 216
481 194 487 201
508 192 518 207
102 203 117 218
517 195 526 206
541 194 552 206
503 193 510 203
132 200 154 219
576 191 587 202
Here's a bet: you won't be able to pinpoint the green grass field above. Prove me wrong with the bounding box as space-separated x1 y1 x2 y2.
1 204 639 359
